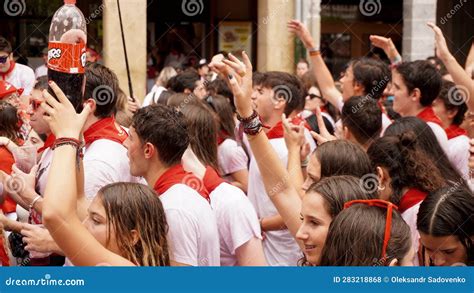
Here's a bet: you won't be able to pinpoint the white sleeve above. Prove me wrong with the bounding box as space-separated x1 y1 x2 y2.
427 122 450 158
223 197 262 255
218 143 248 176
21 67 36 96
165 208 199 266
83 159 119 201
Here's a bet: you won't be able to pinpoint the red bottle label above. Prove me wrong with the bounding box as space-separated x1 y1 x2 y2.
47 42 86 74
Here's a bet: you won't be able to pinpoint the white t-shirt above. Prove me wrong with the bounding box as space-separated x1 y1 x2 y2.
244 130 316 266
1 63 35 95
217 138 248 180
83 139 142 201
209 182 261 266
160 184 220 266
34 64 48 78
142 85 167 107
426 122 450 161
447 134 469 179
401 203 421 266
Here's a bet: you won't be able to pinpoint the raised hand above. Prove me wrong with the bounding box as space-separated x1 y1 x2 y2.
41 81 91 139
224 51 254 118
282 114 306 151
310 107 337 145
369 35 401 62
287 20 315 49
427 22 452 62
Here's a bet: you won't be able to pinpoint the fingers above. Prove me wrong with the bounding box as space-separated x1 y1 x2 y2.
314 107 329 135
223 59 245 76
42 89 60 110
227 74 243 98
78 103 92 122
241 51 253 78
11 164 26 176
310 130 327 145
48 81 69 104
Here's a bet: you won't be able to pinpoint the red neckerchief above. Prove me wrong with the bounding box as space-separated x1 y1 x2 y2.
377 100 387 114
398 188 427 213
37 133 56 154
83 117 128 146
417 107 443 127
266 115 308 140
0 237 9 266
217 130 229 146
0 60 15 80
445 124 467 140
203 166 225 193
153 164 210 201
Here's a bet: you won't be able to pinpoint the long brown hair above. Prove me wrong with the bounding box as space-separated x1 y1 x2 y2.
367 131 445 205
204 95 236 141
180 103 219 171
98 183 170 266
319 203 411 266
0 101 20 142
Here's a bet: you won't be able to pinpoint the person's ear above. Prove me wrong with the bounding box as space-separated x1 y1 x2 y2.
411 88 421 103
129 229 139 246
143 142 156 159
273 93 286 111
353 81 364 95
446 107 458 120
343 125 351 140
183 88 192 95
84 98 97 115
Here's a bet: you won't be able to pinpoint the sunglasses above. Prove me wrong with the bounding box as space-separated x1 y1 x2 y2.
343 199 398 263
30 98 42 111
307 93 322 100
0 55 9 64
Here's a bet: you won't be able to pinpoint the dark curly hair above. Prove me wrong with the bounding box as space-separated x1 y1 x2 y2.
367 131 446 205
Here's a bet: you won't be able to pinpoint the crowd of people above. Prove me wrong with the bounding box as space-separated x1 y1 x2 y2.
0 20 473 267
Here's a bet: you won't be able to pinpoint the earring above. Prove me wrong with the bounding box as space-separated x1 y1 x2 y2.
378 184 385 191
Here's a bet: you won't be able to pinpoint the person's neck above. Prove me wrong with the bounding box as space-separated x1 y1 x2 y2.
402 104 425 117
144 161 172 187
83 115 101 132
442 119 453 129
262 111 297 133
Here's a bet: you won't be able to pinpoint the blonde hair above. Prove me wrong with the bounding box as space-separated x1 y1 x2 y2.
156 67 177 87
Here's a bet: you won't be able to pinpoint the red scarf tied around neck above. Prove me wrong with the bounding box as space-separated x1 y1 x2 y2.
153 164 210 201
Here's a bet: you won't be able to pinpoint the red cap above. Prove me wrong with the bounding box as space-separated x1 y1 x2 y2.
64 0 76 4
0 80 19 99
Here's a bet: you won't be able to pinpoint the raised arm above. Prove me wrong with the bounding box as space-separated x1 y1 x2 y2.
428 22 474 111
287 20 342 109
369 35 402 65
40 81 133 266
465 41 474 76
221 52 303 247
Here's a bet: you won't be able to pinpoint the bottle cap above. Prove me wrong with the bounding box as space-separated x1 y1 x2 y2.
64 0 76 4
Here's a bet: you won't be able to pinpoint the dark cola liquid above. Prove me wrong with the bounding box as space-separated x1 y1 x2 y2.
48 69 85 113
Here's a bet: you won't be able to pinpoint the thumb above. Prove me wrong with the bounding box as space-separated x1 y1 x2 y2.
12 164 26 176
78 103 92 122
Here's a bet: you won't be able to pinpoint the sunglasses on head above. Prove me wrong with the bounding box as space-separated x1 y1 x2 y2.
344 199 398 263
30 98 42 111
0 55 9 64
